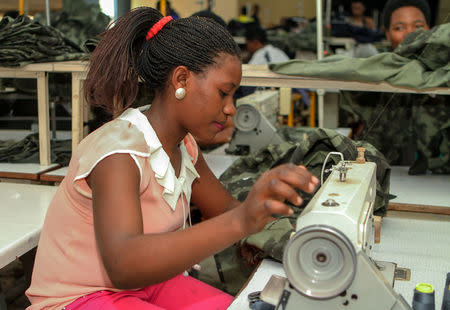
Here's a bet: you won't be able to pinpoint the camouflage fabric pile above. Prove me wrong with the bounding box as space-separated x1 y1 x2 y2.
33 0 110 51
268 23 449 175
0 133 71 165
338 24 450 174
395 23 450 73
211 127 391 295
0 15 87 67
340 92 449 174
267 22 318 55
269 23 450 89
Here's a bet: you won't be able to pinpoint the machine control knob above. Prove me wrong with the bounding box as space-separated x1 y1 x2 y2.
322 199 339 207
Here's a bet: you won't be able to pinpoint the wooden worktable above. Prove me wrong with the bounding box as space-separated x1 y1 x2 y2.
1 61 449 167
228 211 450 310
240 64 450 95
0 61 88 166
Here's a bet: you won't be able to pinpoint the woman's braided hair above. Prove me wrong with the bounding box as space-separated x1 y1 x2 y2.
85 7 240 116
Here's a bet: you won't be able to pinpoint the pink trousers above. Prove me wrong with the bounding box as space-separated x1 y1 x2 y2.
64 274 233 310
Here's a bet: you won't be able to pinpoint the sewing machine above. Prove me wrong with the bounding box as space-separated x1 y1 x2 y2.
259 157 412 310
226 90 284 155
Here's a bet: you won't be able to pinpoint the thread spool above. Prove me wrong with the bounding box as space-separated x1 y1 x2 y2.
442 273 450 310
356 147 366 163
412 283 435 310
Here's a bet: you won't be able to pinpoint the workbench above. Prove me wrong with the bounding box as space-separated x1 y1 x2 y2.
1 61 449 167
0 61 88 166
0 182 58 269
226 164 449 310
227 211 450 310
0 163 59 181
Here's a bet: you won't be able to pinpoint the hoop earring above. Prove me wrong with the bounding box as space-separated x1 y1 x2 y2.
175 87 186 100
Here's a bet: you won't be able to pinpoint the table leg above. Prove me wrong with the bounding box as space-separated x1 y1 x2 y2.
37 72 51 166
72 72 84 153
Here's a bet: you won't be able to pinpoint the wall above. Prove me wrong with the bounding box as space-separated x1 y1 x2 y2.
235 0 318 28
130 0 318 27
1 0 63 15
131 0 238 22
212 0 239 25
302 0 317 19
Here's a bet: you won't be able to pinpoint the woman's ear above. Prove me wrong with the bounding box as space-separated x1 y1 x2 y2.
171 65 189 90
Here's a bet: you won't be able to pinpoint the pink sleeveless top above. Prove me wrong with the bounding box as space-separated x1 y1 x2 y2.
26 108 200 310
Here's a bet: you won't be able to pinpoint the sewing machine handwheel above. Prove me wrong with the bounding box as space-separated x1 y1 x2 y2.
283 225 356 300
234 104 260 132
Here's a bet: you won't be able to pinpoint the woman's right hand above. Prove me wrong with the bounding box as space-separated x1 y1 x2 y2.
237 164 319 235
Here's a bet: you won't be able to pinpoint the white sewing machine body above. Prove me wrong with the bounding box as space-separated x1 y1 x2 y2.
296 160 376 258
226 90 284 155
260 161 412 310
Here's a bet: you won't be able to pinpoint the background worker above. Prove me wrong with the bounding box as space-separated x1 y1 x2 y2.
347 0 376 30
341 0 449 174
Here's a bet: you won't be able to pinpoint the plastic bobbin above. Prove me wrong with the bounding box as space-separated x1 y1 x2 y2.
356 147 366 163
412 283 435 310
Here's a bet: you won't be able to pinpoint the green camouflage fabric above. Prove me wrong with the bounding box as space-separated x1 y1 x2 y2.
268 23 450 89
0 133 71 165
211 127 390 295
267 22 319 55
0 15 88 67
34 0 110 51
340 24 450 173
413 96 450 174
340 92 450 174
395 24 450 72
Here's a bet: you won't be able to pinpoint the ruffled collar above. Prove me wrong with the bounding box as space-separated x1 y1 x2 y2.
118 108 199 211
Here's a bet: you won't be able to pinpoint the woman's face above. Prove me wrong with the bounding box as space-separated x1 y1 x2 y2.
386 6 429 49
351 2 365 17
180 53 242 144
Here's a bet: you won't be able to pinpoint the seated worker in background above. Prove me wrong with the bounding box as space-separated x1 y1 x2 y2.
340 0 448 174
237 25 310 127
382 0 430 49
233 25 292 101
245 25 290 65
347 0 376 30
342 0 379 57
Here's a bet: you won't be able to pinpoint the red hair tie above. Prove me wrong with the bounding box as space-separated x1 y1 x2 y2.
146 16 173 41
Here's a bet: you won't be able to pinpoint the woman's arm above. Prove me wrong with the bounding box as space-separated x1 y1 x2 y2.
88 153 245 289
88 153 317 290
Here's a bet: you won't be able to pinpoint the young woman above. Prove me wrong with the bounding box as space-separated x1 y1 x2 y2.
26 7 318 310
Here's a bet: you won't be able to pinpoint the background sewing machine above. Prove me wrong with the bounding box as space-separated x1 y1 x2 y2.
226 90 284 155
259 155 412 310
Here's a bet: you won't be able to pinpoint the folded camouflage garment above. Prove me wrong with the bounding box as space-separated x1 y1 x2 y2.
269 23 450 89
33 0 110 51
340 91 449 174
0 15 87 67
0 133 71 165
